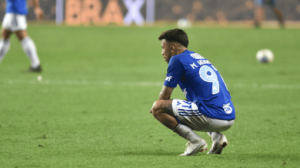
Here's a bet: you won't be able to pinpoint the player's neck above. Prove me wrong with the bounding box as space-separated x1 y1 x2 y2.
174 47 187 55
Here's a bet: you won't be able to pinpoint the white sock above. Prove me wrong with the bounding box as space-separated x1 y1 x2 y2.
174 124 202 143
0 39 10 63
21 37 40 68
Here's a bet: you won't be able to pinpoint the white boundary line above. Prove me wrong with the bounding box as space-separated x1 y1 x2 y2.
2 79 300 89
5 80 163 87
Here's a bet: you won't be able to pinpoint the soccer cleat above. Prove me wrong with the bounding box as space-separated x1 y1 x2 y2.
207 134 228 154
179 139 207 156
28 65 42 72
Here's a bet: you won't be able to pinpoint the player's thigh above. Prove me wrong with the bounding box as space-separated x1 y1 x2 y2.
151 99 174 117
202 118 235 132
1 29 12 39
172 99 210 131
2 13 27 34
15 30 28 41
173 99 235 132
2 13 13 30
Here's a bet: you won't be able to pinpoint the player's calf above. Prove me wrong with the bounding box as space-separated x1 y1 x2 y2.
0 38 10 63
174 124 207 156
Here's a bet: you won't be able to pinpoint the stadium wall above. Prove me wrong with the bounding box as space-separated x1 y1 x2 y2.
0 0 300 25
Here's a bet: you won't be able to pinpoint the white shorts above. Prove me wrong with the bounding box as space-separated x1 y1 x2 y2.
2 13 27 32
172 99 234 132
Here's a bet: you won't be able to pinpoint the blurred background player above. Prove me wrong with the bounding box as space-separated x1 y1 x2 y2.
0 0 44 72
254 0 285 28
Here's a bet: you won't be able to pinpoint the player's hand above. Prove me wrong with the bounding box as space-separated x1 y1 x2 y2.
34 7 44 20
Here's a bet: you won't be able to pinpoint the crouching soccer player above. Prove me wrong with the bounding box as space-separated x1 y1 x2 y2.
150 29 235 156
0 0 43 72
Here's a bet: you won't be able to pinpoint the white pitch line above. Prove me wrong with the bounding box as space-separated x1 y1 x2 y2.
4 80 163 87
2 79 300 89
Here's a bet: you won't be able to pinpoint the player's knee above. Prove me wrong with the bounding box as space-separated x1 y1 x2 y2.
151 100 166 118
1 29 4 37
151 101 160 118
15 30 27 41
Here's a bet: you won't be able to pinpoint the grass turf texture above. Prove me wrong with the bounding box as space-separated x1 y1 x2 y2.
0 25 300 168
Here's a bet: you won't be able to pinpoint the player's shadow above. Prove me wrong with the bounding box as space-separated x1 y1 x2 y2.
121 152 300 161
224 153 299 162
120 151 182 156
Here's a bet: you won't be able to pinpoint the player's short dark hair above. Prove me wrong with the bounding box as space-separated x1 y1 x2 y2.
158 29 189 47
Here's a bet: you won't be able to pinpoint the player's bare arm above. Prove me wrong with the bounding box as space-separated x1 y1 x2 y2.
33 0 44 20
150 85 177 129
159 86 173 100
150 86 173 115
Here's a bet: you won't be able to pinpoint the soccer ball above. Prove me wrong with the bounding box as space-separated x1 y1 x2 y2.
256 49 274 63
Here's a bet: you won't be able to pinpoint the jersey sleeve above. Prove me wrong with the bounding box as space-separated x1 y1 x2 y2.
164 56 185 88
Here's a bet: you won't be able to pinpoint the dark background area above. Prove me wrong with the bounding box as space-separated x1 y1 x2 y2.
0 0 299 22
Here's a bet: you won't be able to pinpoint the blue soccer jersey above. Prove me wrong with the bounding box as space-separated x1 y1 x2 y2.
6 0 28 15
164 50 235 120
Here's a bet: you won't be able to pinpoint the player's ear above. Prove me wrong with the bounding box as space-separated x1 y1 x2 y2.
170 45 175 53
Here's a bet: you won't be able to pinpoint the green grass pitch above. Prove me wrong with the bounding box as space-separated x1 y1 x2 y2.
0 25 299 168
